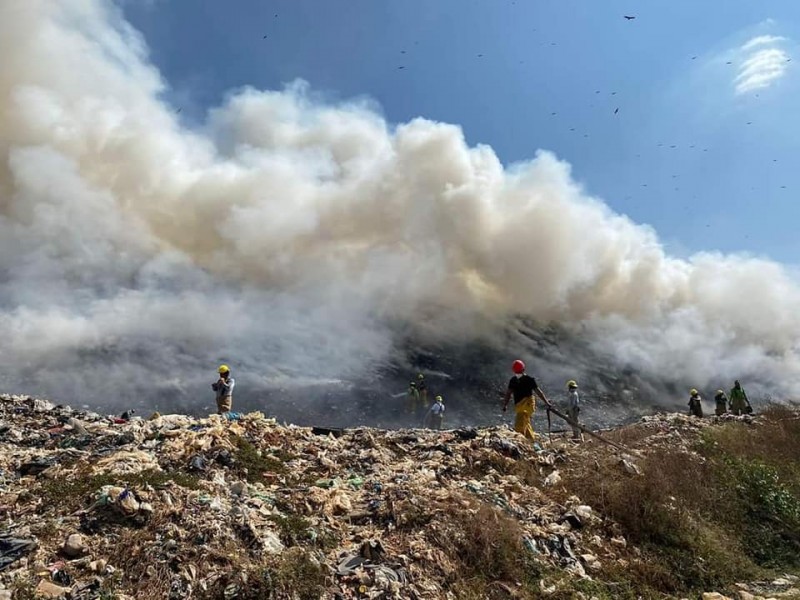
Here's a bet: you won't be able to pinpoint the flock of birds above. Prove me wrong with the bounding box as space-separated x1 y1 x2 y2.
250 10 789 207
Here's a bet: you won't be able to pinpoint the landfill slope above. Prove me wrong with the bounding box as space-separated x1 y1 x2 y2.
0 394 798 600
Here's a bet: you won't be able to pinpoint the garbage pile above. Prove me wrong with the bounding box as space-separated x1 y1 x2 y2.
0 393 796 599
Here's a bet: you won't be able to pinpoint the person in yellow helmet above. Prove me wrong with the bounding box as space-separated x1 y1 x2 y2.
212 365 235 414
406 381 420 417
714 390 728 416
688 389 703 418
566 380 583 442
417 373 428 407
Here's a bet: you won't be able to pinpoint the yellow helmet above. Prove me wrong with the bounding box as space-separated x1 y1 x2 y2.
418 373 425 380
435 395 443 403
566 380 578 389
716 389 724 395
690 388 698 396
218 364 230 374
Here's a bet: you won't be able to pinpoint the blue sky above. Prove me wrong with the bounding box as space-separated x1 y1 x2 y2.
124 0 800 263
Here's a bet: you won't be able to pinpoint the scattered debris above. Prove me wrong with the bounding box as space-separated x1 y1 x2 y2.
0 393 796 599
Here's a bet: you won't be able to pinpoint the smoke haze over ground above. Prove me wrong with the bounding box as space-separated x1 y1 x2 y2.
0 1 798 425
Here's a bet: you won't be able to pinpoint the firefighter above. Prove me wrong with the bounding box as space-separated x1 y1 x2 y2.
502 360 551 442
212 365 235 414
688 388 703 418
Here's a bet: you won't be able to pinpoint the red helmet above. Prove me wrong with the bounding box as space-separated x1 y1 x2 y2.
512 360 525 374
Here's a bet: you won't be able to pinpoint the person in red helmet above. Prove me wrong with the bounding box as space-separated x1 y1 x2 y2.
503 360 551 442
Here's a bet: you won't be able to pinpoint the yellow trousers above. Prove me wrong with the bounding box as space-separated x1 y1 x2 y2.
514 396 536 441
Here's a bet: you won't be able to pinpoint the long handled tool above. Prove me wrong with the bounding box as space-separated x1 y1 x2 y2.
545 404 641 456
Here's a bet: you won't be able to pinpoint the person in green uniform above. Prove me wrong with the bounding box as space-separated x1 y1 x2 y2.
729 380 751 415
406 381 420 416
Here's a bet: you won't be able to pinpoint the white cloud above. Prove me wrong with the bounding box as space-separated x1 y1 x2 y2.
735 35 790 94
741 35 786 51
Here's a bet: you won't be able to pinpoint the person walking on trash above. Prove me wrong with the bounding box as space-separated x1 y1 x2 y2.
688 388 703 418
729 380 752 415
406 381 420 417
566 380 583 442
503 360 552 442
424 395 445 430
714 389 728 416
212 365 235 414
417 373 428 407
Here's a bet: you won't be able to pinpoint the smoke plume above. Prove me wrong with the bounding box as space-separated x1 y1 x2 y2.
1 1 798 420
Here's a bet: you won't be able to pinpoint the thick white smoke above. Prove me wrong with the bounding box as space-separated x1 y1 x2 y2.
0 1 798 414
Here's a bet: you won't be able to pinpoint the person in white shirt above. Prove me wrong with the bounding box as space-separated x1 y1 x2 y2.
425 396 445 430
566 380 583 442
212 365 235 414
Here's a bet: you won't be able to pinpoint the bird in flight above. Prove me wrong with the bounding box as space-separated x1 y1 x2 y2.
614 108 619 115
398 66 405 70
624 15 636 20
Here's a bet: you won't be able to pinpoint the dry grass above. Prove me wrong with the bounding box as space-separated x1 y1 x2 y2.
36 468 199 513
230 434 288 483
436 502 541 599
602 424 660 447
196 548 326 600
559 410 800 595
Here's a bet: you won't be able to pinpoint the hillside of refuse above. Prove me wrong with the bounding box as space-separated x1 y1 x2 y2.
0 393 798 600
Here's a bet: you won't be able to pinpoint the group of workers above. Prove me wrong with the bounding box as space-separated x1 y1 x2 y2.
406 374 446 429
502 359 583 442
688 380 752 418
405 360 584 440
210 362 752 444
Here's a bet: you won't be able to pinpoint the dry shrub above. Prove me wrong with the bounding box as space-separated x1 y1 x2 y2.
706 405 800 487
699 409 800 567
565 448 758 592
562 412 800 594
439 502 541 599
603 424 660 447
101 515 176 599
197 548 326 600
572 449 711 546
